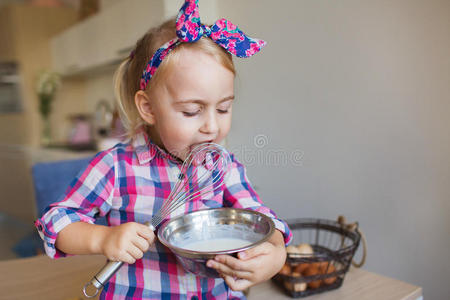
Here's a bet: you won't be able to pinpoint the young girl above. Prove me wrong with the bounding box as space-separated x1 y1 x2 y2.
35 1 292 299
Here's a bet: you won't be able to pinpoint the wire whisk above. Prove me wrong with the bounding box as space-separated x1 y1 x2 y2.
151 142 231 227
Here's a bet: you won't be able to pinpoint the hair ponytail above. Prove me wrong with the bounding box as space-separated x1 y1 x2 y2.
113 58 143 139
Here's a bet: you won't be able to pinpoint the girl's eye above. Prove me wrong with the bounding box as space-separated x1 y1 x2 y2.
217 100 233 114
183 111 199 117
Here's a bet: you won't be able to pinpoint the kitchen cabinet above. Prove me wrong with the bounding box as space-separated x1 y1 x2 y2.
51 0 220 76
51 25 86 75
51 0 165 76
0 8 17 61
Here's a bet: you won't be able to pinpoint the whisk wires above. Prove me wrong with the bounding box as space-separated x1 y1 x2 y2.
151 143 231 228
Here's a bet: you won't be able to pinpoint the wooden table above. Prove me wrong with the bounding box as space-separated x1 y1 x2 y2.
0 255 422 300
0 255 104 300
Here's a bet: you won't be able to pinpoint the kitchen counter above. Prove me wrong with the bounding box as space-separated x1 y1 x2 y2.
0 255 422 300
247 269 422 300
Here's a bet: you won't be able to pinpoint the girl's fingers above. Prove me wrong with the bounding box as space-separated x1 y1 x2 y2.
132 236 150 252
215 254 256 272
222 275 252 292
137 225 155 242
120 251 136 264
207 258 252 280
238 242 271 260
127 245 144 261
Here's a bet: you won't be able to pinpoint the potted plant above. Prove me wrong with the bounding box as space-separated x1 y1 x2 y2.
36 70 61 146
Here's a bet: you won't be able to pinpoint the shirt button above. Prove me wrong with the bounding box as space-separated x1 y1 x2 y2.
191 296 198 300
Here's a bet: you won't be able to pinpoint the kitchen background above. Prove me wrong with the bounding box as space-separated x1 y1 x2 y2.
0 0 448 299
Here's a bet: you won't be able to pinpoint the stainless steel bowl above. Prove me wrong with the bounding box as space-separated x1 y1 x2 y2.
157 208 275 277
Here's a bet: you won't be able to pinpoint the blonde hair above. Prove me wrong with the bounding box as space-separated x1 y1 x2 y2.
113 18 236 139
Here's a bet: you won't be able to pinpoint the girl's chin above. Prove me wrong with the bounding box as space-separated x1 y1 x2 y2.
170 148 190 162
170 143 210 162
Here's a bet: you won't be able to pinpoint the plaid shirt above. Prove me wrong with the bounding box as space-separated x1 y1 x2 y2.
35 130 292 300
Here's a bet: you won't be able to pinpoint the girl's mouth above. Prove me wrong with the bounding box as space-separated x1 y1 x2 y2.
189 140 214 153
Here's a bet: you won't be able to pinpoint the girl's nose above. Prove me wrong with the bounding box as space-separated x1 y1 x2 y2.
200 111 219 135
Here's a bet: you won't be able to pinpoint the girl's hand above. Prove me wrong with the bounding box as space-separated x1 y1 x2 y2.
98 222 155 264
206 230 286 291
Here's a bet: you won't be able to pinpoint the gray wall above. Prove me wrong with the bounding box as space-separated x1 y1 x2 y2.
218 0 450 299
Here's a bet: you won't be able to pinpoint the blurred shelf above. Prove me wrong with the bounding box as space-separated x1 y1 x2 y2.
45 142 97 152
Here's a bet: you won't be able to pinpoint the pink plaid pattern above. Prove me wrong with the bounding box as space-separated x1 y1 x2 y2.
35 129 292 299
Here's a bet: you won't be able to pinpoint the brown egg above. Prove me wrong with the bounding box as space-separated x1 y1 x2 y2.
312 261 328 269
294 263 309 274
291 271 301 277
303 264 322 289
279 263 291 276
320 264 337 285
283 281 293 291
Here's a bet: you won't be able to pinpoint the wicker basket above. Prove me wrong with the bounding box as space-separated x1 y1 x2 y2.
272 217 363 298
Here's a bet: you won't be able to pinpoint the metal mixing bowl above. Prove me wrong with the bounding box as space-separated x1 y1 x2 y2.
157 208 275 277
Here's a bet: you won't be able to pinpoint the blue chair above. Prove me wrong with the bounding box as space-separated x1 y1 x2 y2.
31 157 108 223
14 157 106 257
32 157 91 217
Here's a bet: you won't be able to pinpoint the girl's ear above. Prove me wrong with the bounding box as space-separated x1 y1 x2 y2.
135 90 156 125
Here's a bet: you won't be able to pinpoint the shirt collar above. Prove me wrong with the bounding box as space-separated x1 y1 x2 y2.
133 128 182 165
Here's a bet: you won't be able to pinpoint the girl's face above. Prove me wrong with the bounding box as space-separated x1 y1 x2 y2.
136 48 235 161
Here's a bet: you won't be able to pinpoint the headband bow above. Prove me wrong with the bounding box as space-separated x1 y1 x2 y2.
139 0 266 90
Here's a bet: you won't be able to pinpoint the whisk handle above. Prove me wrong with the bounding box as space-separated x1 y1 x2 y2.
83 222 156 298
83 260 123 298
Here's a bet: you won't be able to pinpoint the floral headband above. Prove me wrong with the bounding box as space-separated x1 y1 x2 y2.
137 0 267 91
